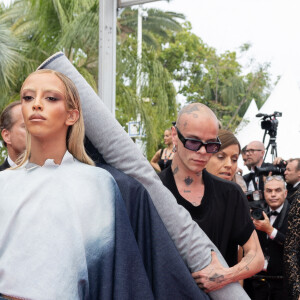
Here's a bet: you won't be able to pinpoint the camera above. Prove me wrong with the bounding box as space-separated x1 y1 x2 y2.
256 160 286 176
251 208 265 220
256 111 282 138
246 191 266 220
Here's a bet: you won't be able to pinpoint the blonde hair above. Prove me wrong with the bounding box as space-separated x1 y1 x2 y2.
17 69 94 167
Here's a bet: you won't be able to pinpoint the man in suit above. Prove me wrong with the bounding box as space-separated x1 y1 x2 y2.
0 101 26 170
284 158 300 204
243 141 272 197
248 175 290 299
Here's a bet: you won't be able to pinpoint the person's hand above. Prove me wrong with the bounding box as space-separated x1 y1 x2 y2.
192 251 230 292
273 157 284 165
252 211 273 235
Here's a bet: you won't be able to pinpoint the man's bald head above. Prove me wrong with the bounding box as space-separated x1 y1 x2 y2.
245 140 265 168
171 103 219 174
247 141 265 151
176 103 218 130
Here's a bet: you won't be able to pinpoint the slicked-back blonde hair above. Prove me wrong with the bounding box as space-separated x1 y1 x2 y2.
17 69 94 167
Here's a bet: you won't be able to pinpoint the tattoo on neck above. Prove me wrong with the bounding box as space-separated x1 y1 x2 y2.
196 172 202 177
173 166 179 175
184 176 193 186
184 189 191 193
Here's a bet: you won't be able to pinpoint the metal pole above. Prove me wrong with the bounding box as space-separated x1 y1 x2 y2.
136 5 142 99
99 0 117 116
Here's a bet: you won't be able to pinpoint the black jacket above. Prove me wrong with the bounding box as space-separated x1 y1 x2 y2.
286 183 300 205
243 162 273 196
0 158 10 171
257 199 290 276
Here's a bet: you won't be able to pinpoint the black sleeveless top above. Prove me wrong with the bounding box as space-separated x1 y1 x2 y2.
158 149 173 171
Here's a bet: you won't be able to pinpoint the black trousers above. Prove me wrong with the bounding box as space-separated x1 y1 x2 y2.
244 278 288 300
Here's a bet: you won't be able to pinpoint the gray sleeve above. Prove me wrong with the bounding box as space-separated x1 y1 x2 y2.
38 52 250 299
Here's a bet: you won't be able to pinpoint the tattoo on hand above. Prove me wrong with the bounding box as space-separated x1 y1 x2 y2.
184 176 193 186
209 273 225 283
173 166 179 175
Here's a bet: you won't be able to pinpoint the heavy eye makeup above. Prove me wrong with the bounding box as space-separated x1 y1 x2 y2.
21 90 62 102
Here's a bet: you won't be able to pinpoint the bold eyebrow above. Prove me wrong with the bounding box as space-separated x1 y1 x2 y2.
21 88 64 95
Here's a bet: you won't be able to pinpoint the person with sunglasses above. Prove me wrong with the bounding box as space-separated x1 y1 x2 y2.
158 103 264 293
245 175 290 299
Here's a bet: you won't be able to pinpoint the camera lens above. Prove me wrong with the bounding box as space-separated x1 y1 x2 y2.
251 208 264 220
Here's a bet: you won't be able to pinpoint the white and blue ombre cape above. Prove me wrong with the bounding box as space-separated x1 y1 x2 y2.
0 151 151 299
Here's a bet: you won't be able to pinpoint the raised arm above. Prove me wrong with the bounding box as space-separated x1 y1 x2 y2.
38 52 250 300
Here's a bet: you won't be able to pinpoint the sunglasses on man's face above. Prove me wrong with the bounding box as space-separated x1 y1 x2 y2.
175 127 221 153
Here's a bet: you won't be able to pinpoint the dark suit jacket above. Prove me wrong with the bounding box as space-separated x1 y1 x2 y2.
243 162 273 199
286 183 300 205
257 199 290 276
0 159 10 171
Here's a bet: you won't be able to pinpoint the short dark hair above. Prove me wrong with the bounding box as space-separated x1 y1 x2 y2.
288 158 300 171
218 129 241 154
0 101 22 146
241 145 247 154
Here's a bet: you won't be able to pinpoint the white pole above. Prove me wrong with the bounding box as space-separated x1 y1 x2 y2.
136 5 142 99
99 0 117 116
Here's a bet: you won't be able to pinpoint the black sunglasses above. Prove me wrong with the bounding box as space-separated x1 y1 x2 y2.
176 127 221 153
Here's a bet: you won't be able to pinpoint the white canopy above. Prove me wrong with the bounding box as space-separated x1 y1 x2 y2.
235 71 300 169
235 99 258 135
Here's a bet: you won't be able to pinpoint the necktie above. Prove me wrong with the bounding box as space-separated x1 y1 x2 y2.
268 211 279 217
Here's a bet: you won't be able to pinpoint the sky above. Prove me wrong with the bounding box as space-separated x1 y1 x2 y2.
143 0 300 85
2 0 300 84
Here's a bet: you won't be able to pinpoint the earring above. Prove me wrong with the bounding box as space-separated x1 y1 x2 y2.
172 145 176 153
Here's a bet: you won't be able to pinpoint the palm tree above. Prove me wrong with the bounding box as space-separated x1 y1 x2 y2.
0 21 25 104
118 7 185 48
0 1 182 158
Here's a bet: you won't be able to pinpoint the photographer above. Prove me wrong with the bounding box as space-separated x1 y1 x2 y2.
243 141 272 196
245 175 290 299
273 157 300 204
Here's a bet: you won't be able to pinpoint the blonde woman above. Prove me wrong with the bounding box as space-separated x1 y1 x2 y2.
0 70 151 299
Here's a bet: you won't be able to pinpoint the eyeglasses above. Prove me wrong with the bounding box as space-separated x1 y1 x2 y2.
245 149 263 154
176 127 221 153
265 175 284 182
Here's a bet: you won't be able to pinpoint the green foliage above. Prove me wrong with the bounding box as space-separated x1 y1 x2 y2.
158 24 271 130
0 2 271 160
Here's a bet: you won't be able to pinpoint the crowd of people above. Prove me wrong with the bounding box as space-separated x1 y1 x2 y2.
0 52 299 300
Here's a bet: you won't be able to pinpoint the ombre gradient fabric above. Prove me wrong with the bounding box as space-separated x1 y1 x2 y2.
38 52 250 300
0 152 154 299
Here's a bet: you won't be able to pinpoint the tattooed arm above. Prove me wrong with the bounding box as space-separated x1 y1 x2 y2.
192 230 264 292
